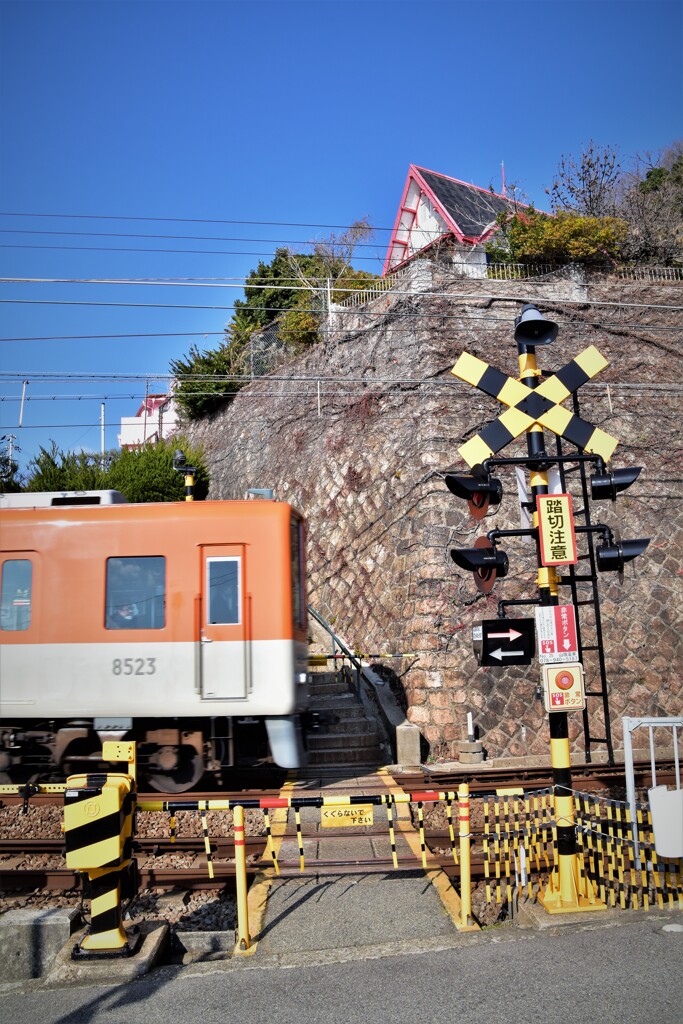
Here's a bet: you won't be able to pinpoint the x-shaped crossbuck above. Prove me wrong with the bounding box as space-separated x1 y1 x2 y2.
451 345 619 468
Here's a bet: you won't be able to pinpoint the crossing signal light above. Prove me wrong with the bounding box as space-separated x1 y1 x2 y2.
590 466 642 501
445 473 503 521
451 537 509 594
596 534 649 582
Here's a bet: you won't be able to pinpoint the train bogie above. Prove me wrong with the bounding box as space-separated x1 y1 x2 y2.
0 494 309 789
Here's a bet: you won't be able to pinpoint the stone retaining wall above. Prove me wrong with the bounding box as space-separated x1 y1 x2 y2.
185 269 682 760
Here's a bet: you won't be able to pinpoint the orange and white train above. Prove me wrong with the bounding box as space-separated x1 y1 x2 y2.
0 491 309 790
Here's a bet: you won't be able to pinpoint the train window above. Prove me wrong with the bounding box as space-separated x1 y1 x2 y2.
290 516 306 630
105 556 166 630
207 557 240 624
0 559 32 632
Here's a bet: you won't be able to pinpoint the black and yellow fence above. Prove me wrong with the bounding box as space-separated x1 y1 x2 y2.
474 786 683 912
3 766 682 959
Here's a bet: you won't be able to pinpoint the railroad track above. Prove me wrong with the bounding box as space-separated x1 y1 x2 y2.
0 760 672 892
0 835 474 891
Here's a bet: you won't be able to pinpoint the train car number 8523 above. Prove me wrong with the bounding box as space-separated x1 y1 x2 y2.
112 657 157 676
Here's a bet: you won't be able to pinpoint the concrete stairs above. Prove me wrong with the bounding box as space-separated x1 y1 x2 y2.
306 670 387 767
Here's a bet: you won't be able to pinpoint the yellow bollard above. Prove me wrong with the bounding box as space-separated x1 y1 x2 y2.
64 771 140 958
458 783 473 928
234 805 251 951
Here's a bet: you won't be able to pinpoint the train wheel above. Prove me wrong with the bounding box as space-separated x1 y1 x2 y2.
143 744 204 793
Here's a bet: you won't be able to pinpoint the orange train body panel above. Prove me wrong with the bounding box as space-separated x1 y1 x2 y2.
0 495 310 780
0 499 304 645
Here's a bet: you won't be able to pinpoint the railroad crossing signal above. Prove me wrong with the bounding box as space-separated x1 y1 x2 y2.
450 536 509 594
451 346 619 468
444 472 503 521
481 619 535 667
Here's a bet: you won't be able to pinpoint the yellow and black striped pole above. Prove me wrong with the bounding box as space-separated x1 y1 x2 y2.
514 314 605 914
173 450 195 501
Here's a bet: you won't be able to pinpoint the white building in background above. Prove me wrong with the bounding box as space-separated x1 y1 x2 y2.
118 391 179 449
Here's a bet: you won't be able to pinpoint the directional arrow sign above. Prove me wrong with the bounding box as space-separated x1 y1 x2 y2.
489 647 523 661
481 618 535 667
487 627 524 642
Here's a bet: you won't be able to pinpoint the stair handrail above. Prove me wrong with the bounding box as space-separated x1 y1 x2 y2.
308 606 369 700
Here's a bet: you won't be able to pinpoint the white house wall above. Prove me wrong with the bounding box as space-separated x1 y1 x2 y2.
388 181 450 271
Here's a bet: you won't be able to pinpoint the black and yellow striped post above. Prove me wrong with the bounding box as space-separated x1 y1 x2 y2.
513 308 605 914
173 449 195 501
63 764 140 958
451 305 609 913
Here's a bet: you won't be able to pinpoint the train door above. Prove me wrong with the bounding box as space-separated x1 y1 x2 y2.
199 545 249 700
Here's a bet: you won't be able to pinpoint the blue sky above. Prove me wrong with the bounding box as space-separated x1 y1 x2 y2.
1 0 681 472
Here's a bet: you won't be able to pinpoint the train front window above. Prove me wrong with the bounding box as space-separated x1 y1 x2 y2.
207 557 240 624
105 556 166 630
0 559 32 631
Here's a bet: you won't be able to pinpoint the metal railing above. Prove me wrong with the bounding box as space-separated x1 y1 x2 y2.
623 716 682 867
308 605 366 701
616 265 683 282
334 263 417 308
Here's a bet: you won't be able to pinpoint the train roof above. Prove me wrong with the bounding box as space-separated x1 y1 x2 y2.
0 495 303 525
0 490 128 509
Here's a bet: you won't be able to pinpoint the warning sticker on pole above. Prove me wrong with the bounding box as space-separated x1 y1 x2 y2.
535 604 579 664
536 494 578 566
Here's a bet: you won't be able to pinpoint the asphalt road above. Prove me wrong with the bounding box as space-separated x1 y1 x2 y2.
1 916 682 1024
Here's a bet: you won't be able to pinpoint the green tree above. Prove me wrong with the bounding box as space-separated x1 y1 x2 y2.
106 439 209 502
487 208 627 266
171 221 379 420
169 340 246 420
619 142 683 262
24 441 110 492
230 247 322 346
22 438 209 502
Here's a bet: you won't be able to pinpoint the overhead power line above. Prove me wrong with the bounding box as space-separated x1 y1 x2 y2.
0 211 398 232
0 228 391 249
0 297 680 333
0 331 226 342
2 277 682 312
0 242 386 263
1 368 681 391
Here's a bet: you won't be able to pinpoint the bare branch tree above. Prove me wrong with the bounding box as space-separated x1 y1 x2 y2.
546 141 621 217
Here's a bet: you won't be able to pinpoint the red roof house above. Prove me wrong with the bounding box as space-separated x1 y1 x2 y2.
384 165 528 275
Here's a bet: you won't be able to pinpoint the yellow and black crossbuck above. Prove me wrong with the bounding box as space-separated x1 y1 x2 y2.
452 346 619 468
